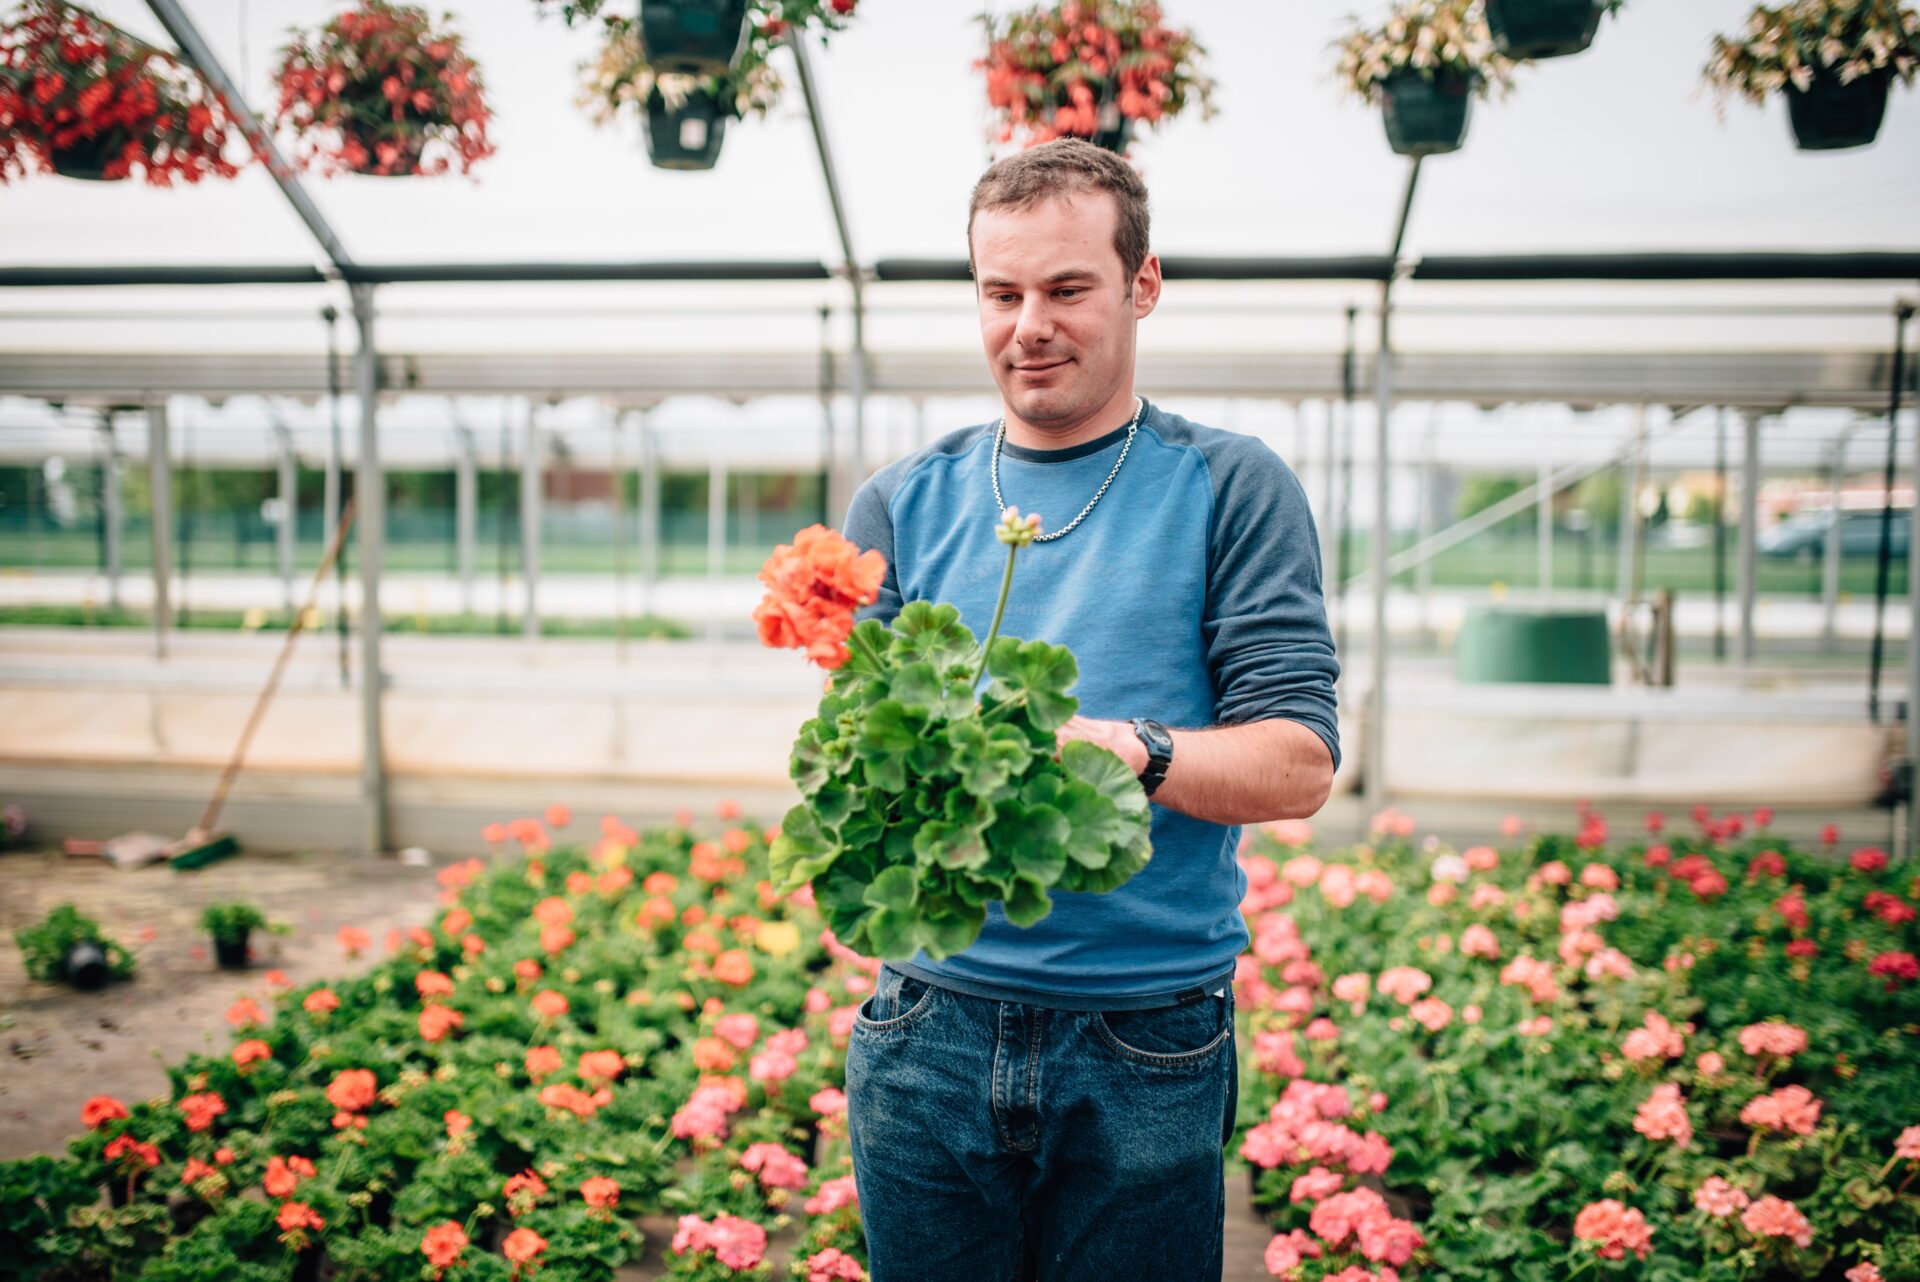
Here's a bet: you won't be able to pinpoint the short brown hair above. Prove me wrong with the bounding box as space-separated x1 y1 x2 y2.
967 138 1151 286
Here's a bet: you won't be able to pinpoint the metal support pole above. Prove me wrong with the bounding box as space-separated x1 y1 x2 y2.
1537 450 1553 598
1873 301 1912 725
707 443 728 645
1618 403 1646 600
1319 397 1337 619
1714 407 1728 661
520 402 542 645
146 399 171 660
99 416 122 611
349 282 387 857
1823 429 1849 652
1739 410 1761 667
275 420 297 614
455 422 477 617
1898 300 1918 858
1336 308 1358 662
788 31 866 527
322 305 348 684
1415 406 1435 636
640 408 660 612
612 405 630 658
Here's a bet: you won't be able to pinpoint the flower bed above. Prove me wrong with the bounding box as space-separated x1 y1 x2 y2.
2 803 1914 1281
1232 807 1920 1280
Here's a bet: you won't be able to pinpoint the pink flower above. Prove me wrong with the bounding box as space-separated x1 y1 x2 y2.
1499 955 1559 1004
671 1212 767 1270
804 1247 868 1281
810 1087 849 1116
1375 967 1432 1005
740 1142 809 1190
804 1175 859 1215
1696 1051 1725 1076
1289 1166 1345 1204
1622 1012 1684 1062
1741 1195 1813 1248
1254 1029 1304 1077
1331 972 1371 1005
1633 1083 1693 1147
1409 998 1452 1033
1536 860 1572 886
750 1048 798 1083
1741 1084 1822 1136
1693 1176 1750 1217
1319 864 1358 909
1893 1125 1920 1161
1463 844 1499 870
1303 1017 1341 1042
1574 1199 1655 1260
1852 847 1890 874
1868 951 1920 990
1263 1229 1324 1277
1579 863 1619 890
1459 924 1500 959
1309 1187 1391 1247
1737 1021 1807 1060
1518 1015 1554 1037
1847 1264 1884 1282
714 1013 759 1049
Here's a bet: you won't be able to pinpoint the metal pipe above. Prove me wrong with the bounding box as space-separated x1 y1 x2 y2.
322 304 347 685
1617 404 1646 602
707 441 728 646
350 283 387 856
98 415 121 611
787 30 866 526
144 0 356 271
1714 407 1728 661
456 423 477 617
146 399 171 660
1823 427 1853 652
275 418 296 613
1739 410 1761 667
1873 301 1912 725
1537 449 1553 599
521 401 542 646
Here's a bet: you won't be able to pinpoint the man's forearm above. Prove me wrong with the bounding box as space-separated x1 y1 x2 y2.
1056 714 1335 826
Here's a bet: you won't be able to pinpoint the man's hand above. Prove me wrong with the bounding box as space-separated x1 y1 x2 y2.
1054 714 1148 776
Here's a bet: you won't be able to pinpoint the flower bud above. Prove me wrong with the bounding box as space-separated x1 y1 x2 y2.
995 506 1044 546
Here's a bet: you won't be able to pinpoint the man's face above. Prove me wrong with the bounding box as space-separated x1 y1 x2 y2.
971 190 1158 435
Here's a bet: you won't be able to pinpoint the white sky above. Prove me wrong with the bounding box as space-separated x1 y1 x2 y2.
1 0 1916 356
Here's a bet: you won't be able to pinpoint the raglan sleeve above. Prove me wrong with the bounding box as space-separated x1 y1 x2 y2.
841 472 904 628
1200 438 1341 772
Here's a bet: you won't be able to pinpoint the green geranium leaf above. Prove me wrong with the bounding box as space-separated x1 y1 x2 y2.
985 637 1080 730
921 905 987 960
1003 874 1054 927
1060 739 1150 818
1063 824 1151 894
1055 781 1120 868
949 719 1033 796
888 661 944 713
864 864 920 913
863 906 921 959
914 820 991 872
890 600 978 673
767 804 837 894
789 720 837 795
995 800 1069 886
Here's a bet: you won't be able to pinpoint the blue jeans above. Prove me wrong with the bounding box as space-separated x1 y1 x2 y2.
844 962 1237 1282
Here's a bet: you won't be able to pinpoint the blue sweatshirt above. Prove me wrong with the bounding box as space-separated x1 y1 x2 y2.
840 396 1340 1010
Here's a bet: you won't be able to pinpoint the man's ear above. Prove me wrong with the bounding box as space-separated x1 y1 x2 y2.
1133 253 1162 318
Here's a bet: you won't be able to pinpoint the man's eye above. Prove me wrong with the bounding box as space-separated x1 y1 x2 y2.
1056 288 1082 298
993 293 1017 303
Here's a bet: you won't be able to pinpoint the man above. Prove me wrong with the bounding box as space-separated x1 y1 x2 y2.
838 137 1340 1282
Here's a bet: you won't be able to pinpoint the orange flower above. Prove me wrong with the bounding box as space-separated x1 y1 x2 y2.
277 1200 325 1233
82 1095 128 1129
304 988 340 1015
635 897 677 929
538 1083 603 1118
580 1176 620 1208
264 969 290 987
178 1092 227 1133
578 1049 624 1082
418 1005 464 1043
180 1157 220 1187
531 990 569 1019
264 1154 315 1197
422 1221 468 1271
326 1068 378 1114
445 1109 471 1138
336 925 370 956
545 803 572 829
504 1226 547 1264
693 1036 737 1072
525 1045 563 1080
540 925 576 955
225 997 267 1026
752 525 886 670
533 897 574 928
415 970 455 999
515 958 543 981
712 950 755 986
644 871 679 895
233 1039 273 1069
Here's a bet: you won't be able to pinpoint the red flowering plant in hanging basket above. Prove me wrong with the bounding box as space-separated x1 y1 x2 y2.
271 0 494 178
0 0 248 185
979 0 1215 154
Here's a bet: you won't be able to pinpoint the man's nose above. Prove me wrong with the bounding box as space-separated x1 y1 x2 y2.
1012 294 1055 348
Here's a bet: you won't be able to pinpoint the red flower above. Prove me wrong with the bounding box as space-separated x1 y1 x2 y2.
503 1227 547 1265
1852 847 1890 874
82 1095 128 1129
422 1221 467 1273
753 526 886 670
1867 950 1919 990
178 1092 227 1133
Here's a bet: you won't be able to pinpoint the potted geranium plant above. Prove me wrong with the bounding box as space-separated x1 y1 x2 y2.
14 902 135 990
755 513 1153 962
1335 0 1517 157
558 0 861 171
271 0 495 177
978 0 1216 155
0 0 247 184
1484 0 1626 60
200 901 271 970
1705 0 1918 151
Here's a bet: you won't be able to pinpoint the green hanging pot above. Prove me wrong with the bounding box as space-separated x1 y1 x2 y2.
1379 67 1475 157
640 0 752 78
1485 0 1604 60
1785 65 1892 151
643 84 731 170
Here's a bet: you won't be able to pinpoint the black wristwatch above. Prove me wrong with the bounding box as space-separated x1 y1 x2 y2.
1130 717 1173 797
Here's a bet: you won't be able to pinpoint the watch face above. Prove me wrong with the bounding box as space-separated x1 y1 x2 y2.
1138 719 1173 752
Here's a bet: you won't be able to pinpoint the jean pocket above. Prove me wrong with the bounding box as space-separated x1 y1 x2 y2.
1091 993 1232 1067
854 967 938 1032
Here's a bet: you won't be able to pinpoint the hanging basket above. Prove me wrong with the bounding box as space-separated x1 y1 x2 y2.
45 134 122 181
1785 66 1892 151
643 85 731 170
640 0 752 78
1378 68 1475 157
1484 0 1603 60
1086 100 1135 154
338 119 428 176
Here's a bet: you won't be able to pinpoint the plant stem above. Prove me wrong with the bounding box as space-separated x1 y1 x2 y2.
972 544 1020 691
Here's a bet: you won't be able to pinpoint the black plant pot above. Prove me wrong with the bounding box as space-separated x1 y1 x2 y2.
1087 112 1135 155
643 86 731 170
641 0 751 77
105 1174 134 1208
1379 68 1476 157
1785 66 1892 151
290 1244 329 1282
64 940 110 990
1485 0 1603 60
46 134 121 181
214 932 250 970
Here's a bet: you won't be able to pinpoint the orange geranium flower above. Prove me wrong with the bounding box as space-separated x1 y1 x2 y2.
304 988 340 1015
752 525 887 670
82 1095 129 1129
525 1045 564 1080
580 1175 620 1208
277 1200 326 1233
422 1221 468 1273
504 1226 548 1265
419 1005 464 1043
233 1039 273 1069
531 990 569 1019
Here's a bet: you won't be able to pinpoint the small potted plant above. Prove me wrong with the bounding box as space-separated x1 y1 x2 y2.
978 0 1216 155
271 0 495 177
1705 0 1918 151
1484 0 1625 60
200 901 272 969
560 0 860 170
0 0 247 185
14 903 135 990
1334 0 1517 157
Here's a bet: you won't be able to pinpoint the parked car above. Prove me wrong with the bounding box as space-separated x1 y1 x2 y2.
1759 509 1910 560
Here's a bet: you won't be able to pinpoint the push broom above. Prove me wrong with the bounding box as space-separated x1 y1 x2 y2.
167 496 359 870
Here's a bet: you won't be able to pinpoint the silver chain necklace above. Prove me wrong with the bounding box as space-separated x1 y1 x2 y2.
990 397 1143 542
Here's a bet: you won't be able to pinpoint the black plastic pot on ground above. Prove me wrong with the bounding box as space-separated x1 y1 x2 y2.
1785 65 1893 151
641 0 751 77
64 940 110 989
643 85 731 170
213 932 250 969
1379 67 1475 157
1485 0 1604 59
